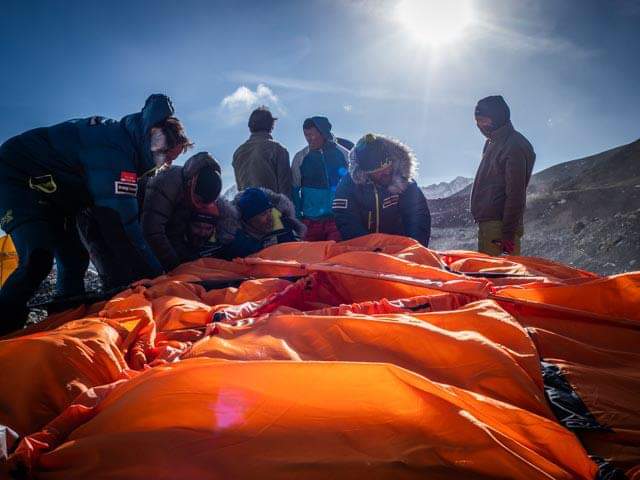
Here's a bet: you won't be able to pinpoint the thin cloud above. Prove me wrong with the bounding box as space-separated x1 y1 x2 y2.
479 22 602 59
219 83 285 125
227 71 469 105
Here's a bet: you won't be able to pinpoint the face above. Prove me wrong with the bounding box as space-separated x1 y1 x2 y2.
368 164 394 186
475 115 494 137
247 208 273 234
304 126 325 150
188 222 214 247
149 127 184 167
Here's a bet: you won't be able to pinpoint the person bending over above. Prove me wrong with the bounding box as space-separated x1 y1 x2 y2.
332 133 431 246
0 94 188 333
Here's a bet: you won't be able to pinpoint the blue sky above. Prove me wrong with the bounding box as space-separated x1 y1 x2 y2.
1 0 639 187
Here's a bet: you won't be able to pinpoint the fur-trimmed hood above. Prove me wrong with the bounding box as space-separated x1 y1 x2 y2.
220 188 307 241
349 134 418 195
212 196 240 243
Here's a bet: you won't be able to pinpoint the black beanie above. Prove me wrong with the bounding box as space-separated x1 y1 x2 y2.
194 166 222 203
475 95 511 130
353 134 392 172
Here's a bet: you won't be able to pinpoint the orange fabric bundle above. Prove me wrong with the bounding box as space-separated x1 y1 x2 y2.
1 234 638 478
0 319 131 436
12 360 597 480
186 300 550 417
497 291 640 475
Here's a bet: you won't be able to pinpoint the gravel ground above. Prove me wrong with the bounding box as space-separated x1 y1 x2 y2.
26 266 102 324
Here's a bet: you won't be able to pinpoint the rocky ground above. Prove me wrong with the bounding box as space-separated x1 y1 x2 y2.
27 267 102 324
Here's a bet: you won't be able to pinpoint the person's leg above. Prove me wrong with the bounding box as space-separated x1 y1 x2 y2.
77 206 157 290
477 220 503 256
0 221 55 335
324 219 342 242
52 217 89 298
302 219 323 242
512 225 524 256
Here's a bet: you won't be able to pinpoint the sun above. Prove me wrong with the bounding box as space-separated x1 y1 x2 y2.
395 0 474 47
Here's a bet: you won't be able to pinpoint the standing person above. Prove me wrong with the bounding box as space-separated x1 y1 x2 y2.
0 94 188 334
141 152 224 272
291 116 349 241
471 95 536 256
332 133 431 245
232 107 292 196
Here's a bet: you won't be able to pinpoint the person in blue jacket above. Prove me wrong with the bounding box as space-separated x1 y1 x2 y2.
291 117 349 241
219 188 306 259
0 94 191 334
332 133 431 246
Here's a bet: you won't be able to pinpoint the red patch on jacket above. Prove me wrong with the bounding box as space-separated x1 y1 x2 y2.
120 171 137 183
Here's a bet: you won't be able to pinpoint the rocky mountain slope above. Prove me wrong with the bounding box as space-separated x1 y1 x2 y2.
222 184 238 200
421 176 472 199
429 139 640 275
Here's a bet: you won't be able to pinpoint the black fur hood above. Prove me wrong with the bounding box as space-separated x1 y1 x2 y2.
349 134 419 194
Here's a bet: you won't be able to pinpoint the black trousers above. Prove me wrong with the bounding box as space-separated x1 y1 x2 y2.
0 217 89 335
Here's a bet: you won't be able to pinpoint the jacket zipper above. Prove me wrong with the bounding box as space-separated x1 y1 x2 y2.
321 148 331 217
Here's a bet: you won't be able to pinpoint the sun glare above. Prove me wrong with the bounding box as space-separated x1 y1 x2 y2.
395 0 474 47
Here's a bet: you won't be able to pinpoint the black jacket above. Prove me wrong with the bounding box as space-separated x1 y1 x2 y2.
141 152 222 271
332 135 431 246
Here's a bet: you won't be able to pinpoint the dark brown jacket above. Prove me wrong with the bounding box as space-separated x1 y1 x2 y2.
470 122 536 240
141 152 222 271
232 132 292 196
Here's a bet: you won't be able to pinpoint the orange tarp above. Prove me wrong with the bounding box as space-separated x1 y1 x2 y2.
0 234 18 288
0 319 131 435
15 360 596 480
0 234 638 479
498 296 640 476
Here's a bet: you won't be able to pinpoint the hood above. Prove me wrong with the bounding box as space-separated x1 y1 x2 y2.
224 188 307 242
120 94 175 175
213 197 241 244
349 134 418 194
309 116 335 142
183 151 222 180
475 95 510 132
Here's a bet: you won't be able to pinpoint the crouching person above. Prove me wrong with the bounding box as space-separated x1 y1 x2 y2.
223 188 306 259
332 133 431 246
141 152 223 271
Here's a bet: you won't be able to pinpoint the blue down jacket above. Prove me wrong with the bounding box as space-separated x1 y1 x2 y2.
0 94 174 272
291 117 349 220
332 135 431 246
